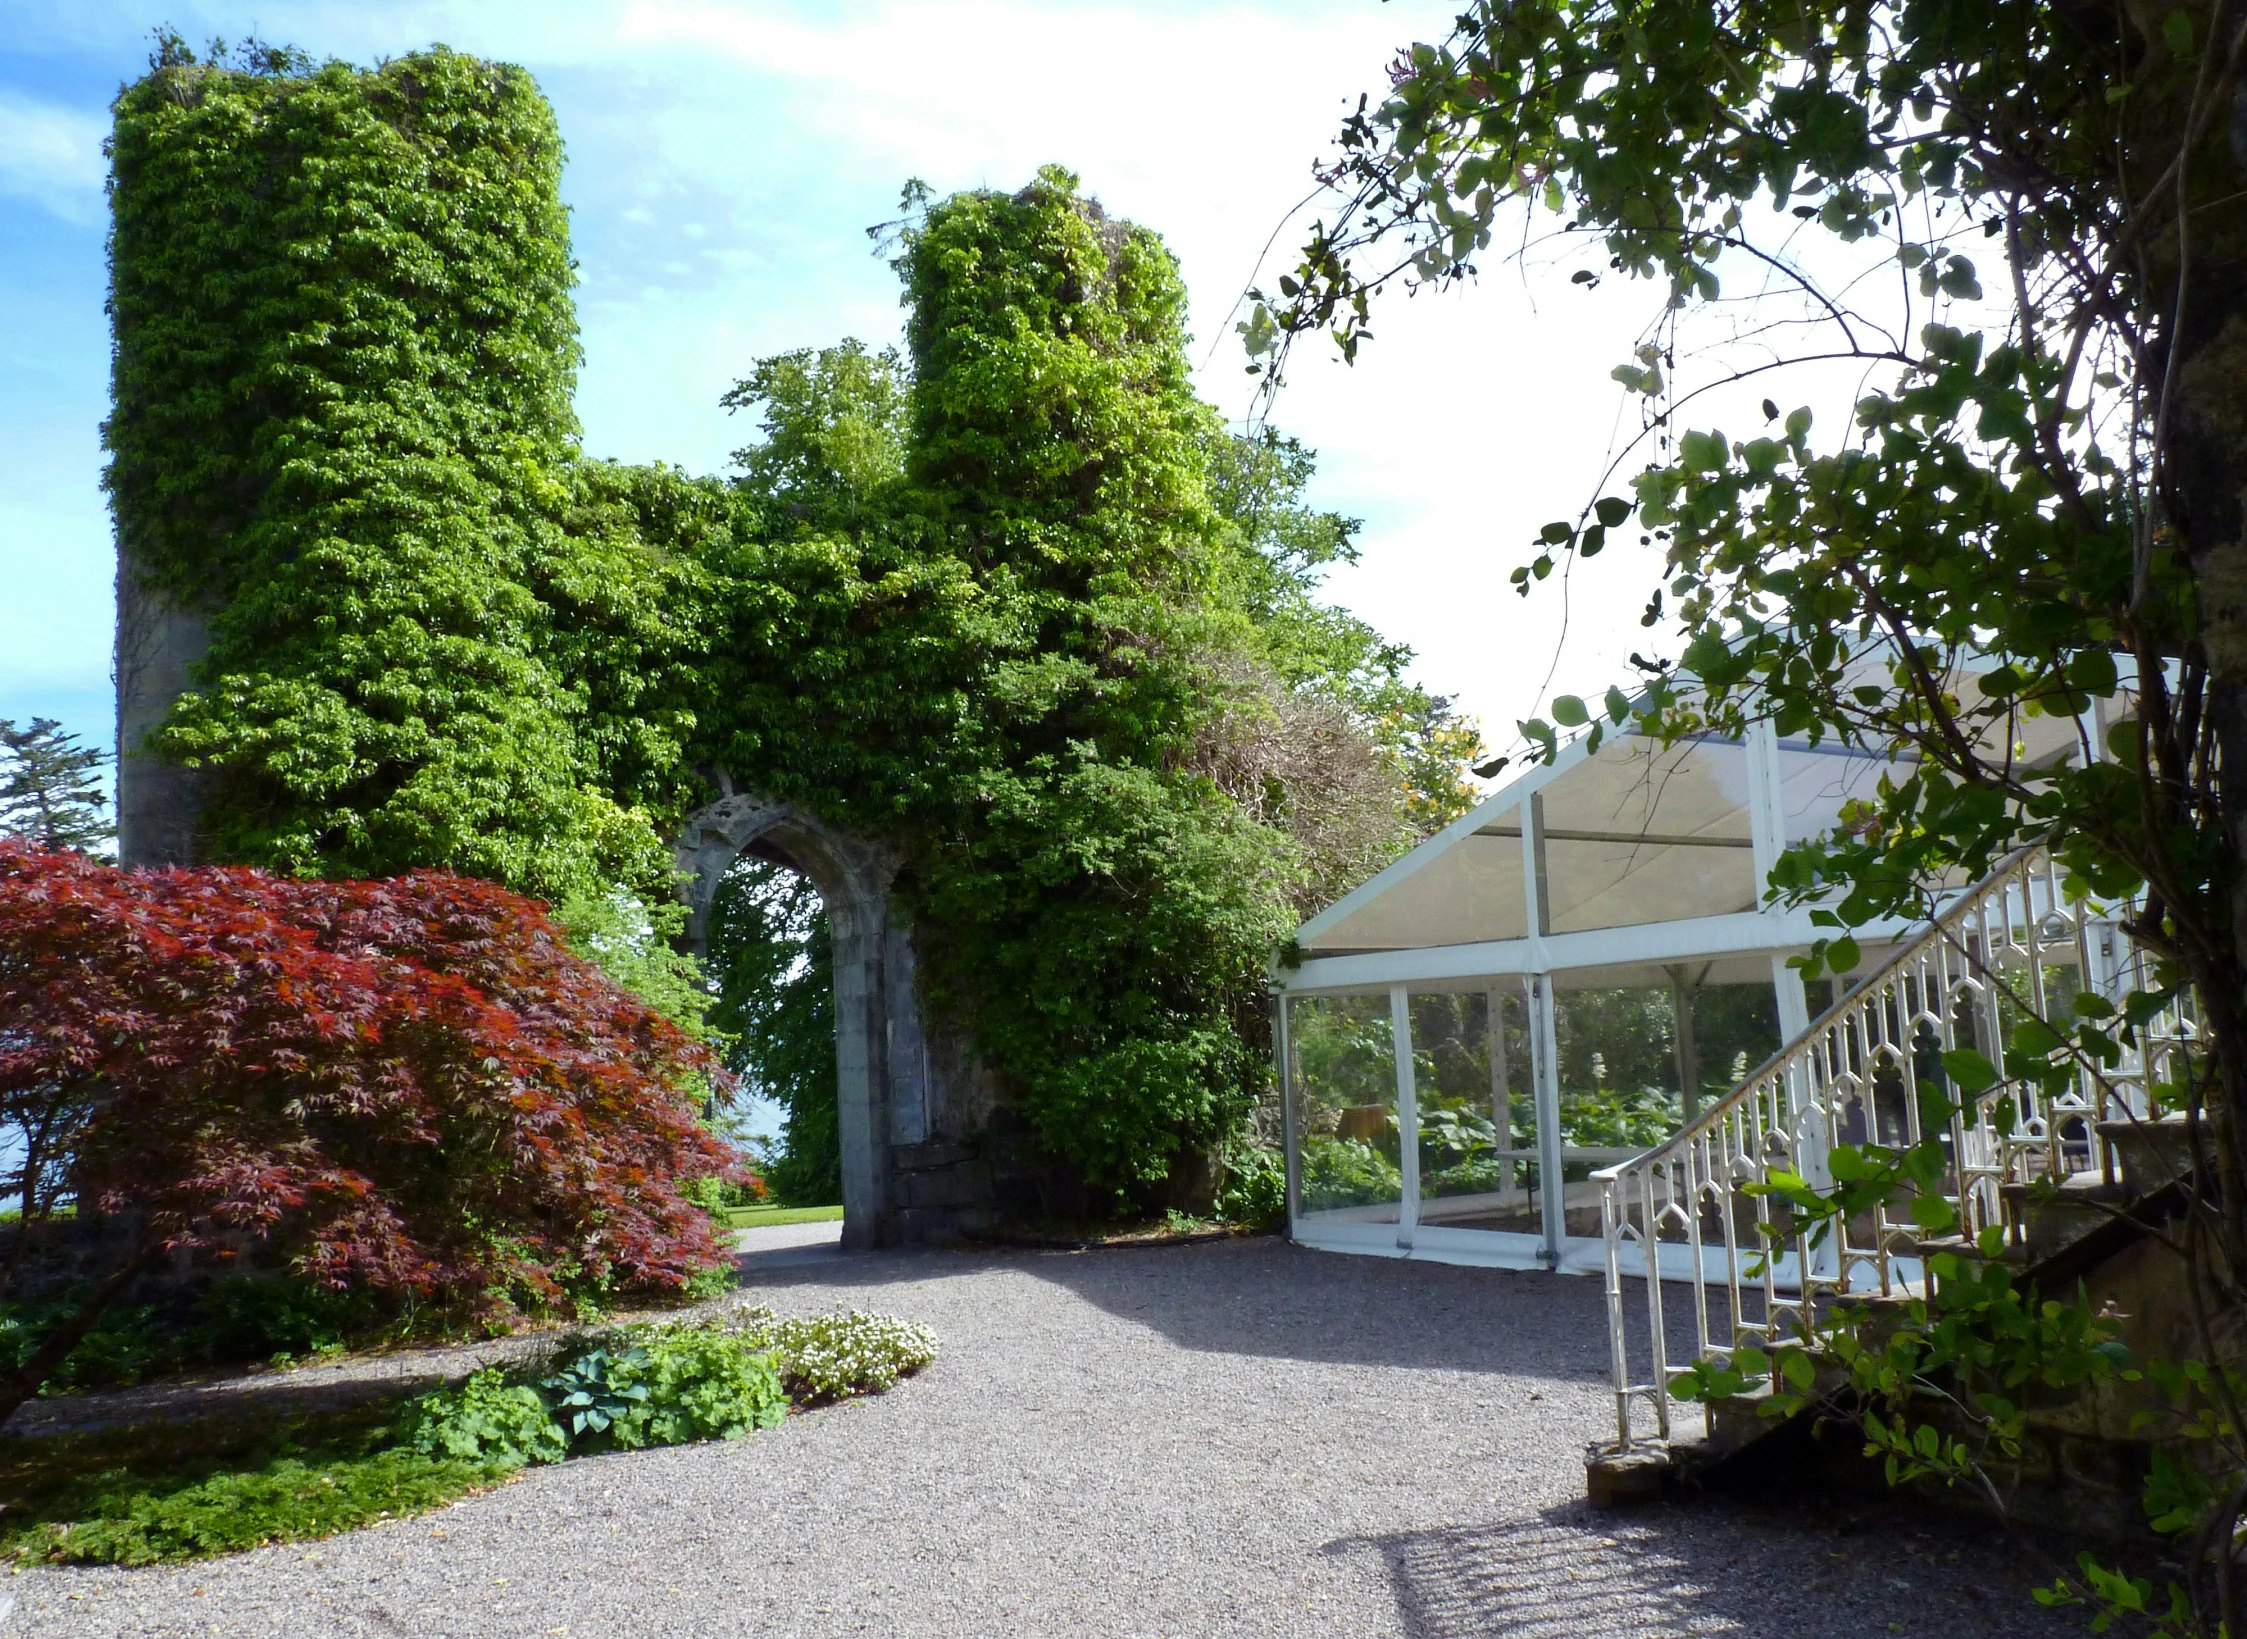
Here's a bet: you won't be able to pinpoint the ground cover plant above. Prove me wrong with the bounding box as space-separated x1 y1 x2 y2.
0 842 742 1427
744 1307 940 1403
1 1306 936 1567
0 1402 513 1568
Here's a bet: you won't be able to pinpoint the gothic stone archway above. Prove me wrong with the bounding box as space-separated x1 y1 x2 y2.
113 589 1002 1247
675 779 999 1248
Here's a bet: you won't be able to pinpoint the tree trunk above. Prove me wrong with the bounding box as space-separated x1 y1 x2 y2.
2138 0 2247 1296
0 1130 37 1299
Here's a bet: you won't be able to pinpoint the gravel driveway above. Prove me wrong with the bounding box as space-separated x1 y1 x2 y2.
9 1235 2077 1638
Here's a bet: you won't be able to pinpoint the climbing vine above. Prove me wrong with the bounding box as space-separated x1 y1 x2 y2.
107 40 702 900
109 44 1478 1203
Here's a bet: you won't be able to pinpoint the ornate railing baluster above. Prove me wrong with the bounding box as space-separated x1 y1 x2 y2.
1593 844 2181 1452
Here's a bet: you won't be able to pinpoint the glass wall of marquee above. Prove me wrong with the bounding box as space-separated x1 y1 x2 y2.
1273 705 2087 1274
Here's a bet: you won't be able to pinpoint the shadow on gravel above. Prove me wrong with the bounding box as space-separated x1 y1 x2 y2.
1328 1496 2075 1639
736 1236 1620 1378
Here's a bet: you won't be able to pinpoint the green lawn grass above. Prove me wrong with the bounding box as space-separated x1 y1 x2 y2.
0 1403 514 1567
721 1203 843 1229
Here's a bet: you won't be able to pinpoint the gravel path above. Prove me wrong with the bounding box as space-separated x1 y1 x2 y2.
10 1235 2078 1638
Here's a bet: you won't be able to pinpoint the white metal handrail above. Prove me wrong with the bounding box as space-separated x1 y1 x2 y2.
1594 845 2189 1450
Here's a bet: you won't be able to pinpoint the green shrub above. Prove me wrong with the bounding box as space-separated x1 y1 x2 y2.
25 1451 501 1567
188 1275 369 1365
1558 1084 1679 1150
1421 1154 1513 1196
1300 1137 1401 1211
679 1175 730 1217
0 1275 384 1394
538 1345 652 1444
744 1307 938 1402
541 1323 787 1451
1214 1143 1286 1228
0 1298 173 1391
400 1368 567 1468
680 1261 744 1301
614 1324 787 1446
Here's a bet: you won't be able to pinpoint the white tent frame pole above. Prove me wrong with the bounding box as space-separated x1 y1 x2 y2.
1390 983 1419 1251
1275 903 1896 994
1772 953 1812 1041
1488 986 1512 1196
1519 794 1566 1267
1530 973 1566 1266
1526 791 1553 939
1745 717 1787 889
1276 991 1299 1235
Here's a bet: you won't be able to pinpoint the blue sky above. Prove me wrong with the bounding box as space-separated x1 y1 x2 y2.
0 0 1684 796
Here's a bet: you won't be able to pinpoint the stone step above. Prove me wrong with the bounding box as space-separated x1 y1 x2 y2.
1585 1384 1804 1509
2000 1175 2134 1261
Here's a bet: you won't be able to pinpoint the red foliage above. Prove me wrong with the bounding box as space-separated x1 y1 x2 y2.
0 842 743 1319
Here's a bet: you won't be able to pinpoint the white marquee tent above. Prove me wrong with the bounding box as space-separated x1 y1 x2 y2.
1271 701 2085 1274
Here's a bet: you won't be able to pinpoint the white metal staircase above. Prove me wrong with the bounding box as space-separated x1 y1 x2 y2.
1593 845 2191 1452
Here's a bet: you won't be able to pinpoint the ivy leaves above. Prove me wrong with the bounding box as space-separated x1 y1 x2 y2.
111 53 1417 1204
111 46 686 903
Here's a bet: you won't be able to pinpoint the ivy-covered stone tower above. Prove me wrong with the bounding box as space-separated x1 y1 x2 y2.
101 43 1001 1245
107 44 608 889
105 47 1296 1239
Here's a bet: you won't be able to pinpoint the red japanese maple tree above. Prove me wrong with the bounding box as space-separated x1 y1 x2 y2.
0 841 744 1426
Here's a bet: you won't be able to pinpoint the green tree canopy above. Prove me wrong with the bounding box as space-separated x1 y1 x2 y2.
0 720 111 854
1255 0 2247 1620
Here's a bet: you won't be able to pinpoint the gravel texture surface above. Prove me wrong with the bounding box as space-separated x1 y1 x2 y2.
11 1235 2079 1638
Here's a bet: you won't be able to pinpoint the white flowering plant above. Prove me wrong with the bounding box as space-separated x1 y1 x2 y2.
735 1306 938 1403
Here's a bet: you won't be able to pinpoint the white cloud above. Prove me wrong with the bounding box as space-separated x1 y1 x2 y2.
6 0 1881 769
0 94 108 224
538 2 1696 743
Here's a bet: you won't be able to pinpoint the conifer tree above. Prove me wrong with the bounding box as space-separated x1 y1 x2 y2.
0 718 111 853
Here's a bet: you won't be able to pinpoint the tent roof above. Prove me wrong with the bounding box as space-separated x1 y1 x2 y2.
1281 658 2099 992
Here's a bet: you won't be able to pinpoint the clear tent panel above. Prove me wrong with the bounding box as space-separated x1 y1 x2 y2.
1287 993 1403 1226
1299 810 1529 955
1549 973 1783 1142
1776 739 1890 846
1533 734 1759 933
1411 988 1542 1233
